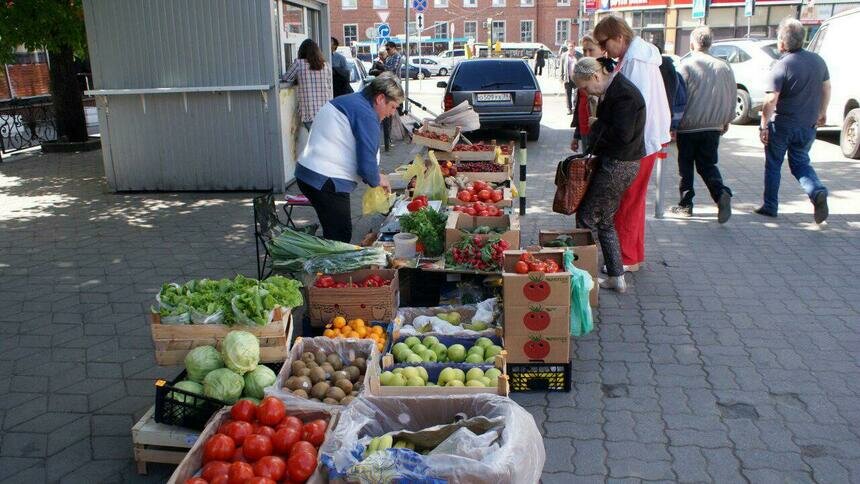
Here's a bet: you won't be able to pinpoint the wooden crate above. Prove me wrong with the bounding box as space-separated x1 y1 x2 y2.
150 308 293 366
412 125 460 152
368 352 510 397
456 162 513 183
132 406 199 475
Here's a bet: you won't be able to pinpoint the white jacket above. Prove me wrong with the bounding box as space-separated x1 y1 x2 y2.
619 37 671 156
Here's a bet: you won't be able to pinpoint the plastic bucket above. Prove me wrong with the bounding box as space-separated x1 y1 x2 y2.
393 233 418 258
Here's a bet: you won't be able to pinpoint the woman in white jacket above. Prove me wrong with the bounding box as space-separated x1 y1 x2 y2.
593 16 671 275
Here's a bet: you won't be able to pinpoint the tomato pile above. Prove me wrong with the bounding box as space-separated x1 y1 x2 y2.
323 316 387 352
453 143 496 152
406 195 429 212
455 161 504 173
313 274 391 289
513 252 562 274
455 181 505 204
451 203 503 217
418 130 451 142
446 236 511 272
188 398 325 484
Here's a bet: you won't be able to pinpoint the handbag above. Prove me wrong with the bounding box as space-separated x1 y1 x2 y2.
552 131 602 215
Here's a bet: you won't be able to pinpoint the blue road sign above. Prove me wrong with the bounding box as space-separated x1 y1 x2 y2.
744 0 756 17
377 23 391 38
692 0 707 19
412 0 428 13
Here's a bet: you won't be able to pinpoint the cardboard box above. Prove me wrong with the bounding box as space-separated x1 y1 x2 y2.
504 333 571 364
501 250 571 307
412 125 460 151
537 230 600 308
447 186 513 207
445 212 520 250
367 353 510 397
306 269 399 326
503 304 571 338
456 162 513 183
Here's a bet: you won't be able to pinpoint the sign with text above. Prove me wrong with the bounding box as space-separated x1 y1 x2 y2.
744 0 756 17
692 0 707 18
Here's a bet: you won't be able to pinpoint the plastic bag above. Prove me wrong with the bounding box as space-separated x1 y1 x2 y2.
403 154 447 202
230 295 275 327
564 249 594 337
190 309 225 325
319 395 545 484
362 186 395 215
395 298 501 337
263 337 380 413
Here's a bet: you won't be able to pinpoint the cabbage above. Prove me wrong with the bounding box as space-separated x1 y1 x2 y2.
221 331 260 375
169 380 204 405
203 368 245 403
184 345 224 383
243 365 277 399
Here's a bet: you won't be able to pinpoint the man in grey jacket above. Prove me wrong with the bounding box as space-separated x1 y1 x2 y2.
671 26 735 223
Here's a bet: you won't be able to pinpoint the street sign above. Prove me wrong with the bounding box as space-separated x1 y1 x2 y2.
412 0 428 13
692 0 707 19
744 0 755 17
377 23 391 38
416 13 424 30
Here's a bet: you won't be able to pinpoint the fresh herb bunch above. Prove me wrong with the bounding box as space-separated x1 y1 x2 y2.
399 207 448 257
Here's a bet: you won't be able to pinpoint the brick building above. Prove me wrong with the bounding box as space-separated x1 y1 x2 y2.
330 0 583 55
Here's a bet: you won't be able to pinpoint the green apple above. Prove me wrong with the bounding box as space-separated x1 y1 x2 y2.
406 376 425 387
404 336 421 348
484 356 495 363
487 376 499 388
480 376 492 386
406 353 423 364
485 345 503 358
466 380 485 387
448 344 466 362
445 380 465 387
468 346 484 358
417 367 429 383
411 344 428 355
438 367 456 386
395 349 413 363
452 369 466 383
475 337 493 349
431 343 448 359
464 322 488 331
393 342 410 356
380 371 395 386
435 312 449 321
402 367 420 381
484 368 502 380
465 353 483 364
466 368 484 382
422 336 440 347
447 312 461 324
392 368 404 375
390 373 406 386
419 349 437 362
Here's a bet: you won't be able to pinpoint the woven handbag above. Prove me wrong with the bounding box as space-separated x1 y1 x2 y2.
552 153 599 215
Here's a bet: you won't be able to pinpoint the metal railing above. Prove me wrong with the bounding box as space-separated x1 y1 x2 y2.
0 96 57 155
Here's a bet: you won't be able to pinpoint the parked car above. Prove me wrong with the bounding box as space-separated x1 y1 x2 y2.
437 48 467 67
399 64 433 80
808 7 860 158
348 57 369 92
437 59 543 140
683 38 779 124
408 56 452 76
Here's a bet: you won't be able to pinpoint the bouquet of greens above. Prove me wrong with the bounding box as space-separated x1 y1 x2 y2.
399 207 448 257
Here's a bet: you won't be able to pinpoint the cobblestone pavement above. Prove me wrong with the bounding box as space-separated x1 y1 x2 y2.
1 93 859 483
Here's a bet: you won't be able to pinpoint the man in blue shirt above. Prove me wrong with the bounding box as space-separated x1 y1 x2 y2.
757 18 831 224
330 37 354 98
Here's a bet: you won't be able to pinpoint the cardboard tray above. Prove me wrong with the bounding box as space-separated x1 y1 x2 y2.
444 211 521 250
412 125 461 152
305 269 399 327
368 353 509 397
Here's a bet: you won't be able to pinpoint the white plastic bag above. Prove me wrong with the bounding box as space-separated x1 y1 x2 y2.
395 298 501 337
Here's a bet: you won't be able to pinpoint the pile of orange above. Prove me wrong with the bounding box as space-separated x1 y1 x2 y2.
323 316 387 352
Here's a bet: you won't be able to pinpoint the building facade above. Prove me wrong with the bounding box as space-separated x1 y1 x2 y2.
330 0 584 55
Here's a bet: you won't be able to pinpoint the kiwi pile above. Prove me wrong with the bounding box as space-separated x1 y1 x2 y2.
283 349 368 405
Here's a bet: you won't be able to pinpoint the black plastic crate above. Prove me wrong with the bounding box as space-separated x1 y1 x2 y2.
508 361 572 392
154 362 282 430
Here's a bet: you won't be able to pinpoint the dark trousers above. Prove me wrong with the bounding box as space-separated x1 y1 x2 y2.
565 81 575 111
534 64 543 76
676 130 731 207
382 116 392 151
762 122 827 213
297 179 352 243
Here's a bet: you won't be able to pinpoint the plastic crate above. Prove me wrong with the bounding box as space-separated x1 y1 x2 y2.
154 363 282 430
507 361 571 392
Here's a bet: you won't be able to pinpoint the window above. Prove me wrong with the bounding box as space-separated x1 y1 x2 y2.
464 0 477 7
434 22 449 38
557 0 570 4
492 20 505 41
521 0 534 5
555 19 570 46
373 0 387 8
465 21 478 41
435 0 448 6
492 0 505 6
520 20 534 42
341 0 357 9
343 24 358 46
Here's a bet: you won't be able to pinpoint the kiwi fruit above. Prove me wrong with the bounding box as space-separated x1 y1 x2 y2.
341 395 355 405
296 367 311 378
285 376 302 391
335 379 353 394
326 386 346 402
314 349 327 365
311 381 330 400
320 362 335 376
293 389 308 399
291 360 306 374
306 360 319 369
309 367 326 384
323 397 339 405
332 370 349 382
344 365 361 382
352 357 367 373
326 354 344 371
296 376 312 392
302 352 316 365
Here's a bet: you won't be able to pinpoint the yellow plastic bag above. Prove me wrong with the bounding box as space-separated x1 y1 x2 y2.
362 186 395 215
402 153 448 203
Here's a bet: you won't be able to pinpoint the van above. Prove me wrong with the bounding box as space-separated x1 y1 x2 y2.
808 7 860 158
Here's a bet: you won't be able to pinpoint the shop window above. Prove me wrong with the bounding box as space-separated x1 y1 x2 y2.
708 7 736 27
492 0 505 6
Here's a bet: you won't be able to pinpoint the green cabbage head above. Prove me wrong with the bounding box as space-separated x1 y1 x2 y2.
184 345 224 383
243 365 277 399
203 368 245 403
169 380 204 405
221 331 260 375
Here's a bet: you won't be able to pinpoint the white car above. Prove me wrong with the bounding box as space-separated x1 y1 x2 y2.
808 7 860 158
407 56 452 76
684 38 780 124
348 57 369 92
437 49 467 67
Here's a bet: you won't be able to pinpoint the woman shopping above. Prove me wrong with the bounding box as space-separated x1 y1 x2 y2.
573 57 647 293
570 33 605 153
282 39 333 130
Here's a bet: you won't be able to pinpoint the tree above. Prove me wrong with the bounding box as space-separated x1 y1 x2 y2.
0 0 89 142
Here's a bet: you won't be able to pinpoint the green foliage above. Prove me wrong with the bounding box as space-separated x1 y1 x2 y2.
0 0 88 63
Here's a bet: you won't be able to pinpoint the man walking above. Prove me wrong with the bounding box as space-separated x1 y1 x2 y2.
559 41 578 115
381 41 402 152
330 37 354 98
756 17 830 224
671 26 735 223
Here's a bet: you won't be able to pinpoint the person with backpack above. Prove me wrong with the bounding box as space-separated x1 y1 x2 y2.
672 26 735 223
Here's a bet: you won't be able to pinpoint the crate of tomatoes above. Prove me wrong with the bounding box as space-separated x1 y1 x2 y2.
306 269 399 327
167 397 333 484
448 180 512 207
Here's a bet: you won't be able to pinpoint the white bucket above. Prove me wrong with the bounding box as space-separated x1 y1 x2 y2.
393 232 418 259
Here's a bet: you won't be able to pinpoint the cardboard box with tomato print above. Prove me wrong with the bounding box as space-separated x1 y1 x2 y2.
306 269 399 327
501 250 571 307
504 333 571 364
444 212 521 250
503 304 571 338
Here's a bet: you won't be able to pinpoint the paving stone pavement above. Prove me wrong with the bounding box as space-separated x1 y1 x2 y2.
1 93 859 482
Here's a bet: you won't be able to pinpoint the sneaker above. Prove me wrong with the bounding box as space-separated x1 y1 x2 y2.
670 205 693 217
717 192 732 224
601 263 640 275
754 206 777 218
813 192 829 224
599 276 627 293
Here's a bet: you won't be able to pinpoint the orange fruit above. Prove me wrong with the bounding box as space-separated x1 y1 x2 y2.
332 317 346 329
372 325 384 335
339 326 351 335
357 327 368 338
323 329 336 338
376 342 384 352
353 318 365 328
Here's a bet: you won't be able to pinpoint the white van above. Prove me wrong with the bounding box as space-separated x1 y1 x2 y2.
808 7 860 158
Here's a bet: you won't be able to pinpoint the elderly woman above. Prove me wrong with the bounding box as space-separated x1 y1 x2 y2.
593 16 671 274
574 57 647 293
570 33 605 153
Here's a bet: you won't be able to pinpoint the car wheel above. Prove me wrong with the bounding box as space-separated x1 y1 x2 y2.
417 72 425 80
527 123 541 141
841 108 860 159
439 68 448 76
732 88 752 125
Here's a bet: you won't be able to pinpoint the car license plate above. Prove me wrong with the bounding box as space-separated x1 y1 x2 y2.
476 93 511 102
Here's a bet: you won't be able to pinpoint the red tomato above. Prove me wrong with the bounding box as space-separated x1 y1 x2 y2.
201 460 231 481
203 434 236 463
231 446 248 463
185 478 208 484
457 190 472 202
414 195 428 206
217 418 235 434
473 201 486 211
257 397 286 427
253 455 287 481
279 416 303 433
255 425 276 439
486 206 499 216
287 450 317 482
210 475 229 484
528 261 547 273
227 461 255 484
473 181 487 191
222 421 254 447
514 261 529 274
478 210 489 217
290 440 317 458
301 420 327 447
477 189 491 201
230 399 257 422
523 279 551 302
245 478 276 484
464 206 476 216
243 434 273 462
490 190 503 203
272 426 302 455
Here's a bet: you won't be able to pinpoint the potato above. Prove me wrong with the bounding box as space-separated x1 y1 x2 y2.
314 349 328 366
332 370 349 382
323 397 340 405
301 352 316 365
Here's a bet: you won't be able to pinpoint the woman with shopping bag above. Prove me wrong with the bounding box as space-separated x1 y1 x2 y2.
572 57 646 293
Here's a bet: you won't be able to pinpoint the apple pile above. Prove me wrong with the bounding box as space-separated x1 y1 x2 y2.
378 365 503 388
392 336 503 364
